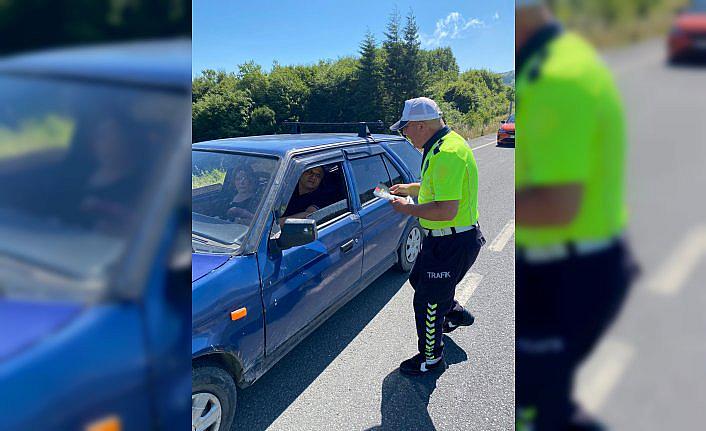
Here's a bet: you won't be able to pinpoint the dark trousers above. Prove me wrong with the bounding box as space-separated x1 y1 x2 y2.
409 227 484 360
515 240 637 430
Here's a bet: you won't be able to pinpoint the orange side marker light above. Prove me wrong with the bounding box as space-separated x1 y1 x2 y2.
86 416 121 431
230 307 247 321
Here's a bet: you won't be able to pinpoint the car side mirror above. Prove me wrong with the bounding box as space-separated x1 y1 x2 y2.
501 120 506 124
277 218 317 250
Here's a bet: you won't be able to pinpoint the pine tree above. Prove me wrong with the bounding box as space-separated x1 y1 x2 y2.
355 30 384 122
401 10 426 99
382 7 405 124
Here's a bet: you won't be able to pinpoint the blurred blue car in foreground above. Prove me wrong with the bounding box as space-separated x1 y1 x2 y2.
0 40 191 430
192 129 424 429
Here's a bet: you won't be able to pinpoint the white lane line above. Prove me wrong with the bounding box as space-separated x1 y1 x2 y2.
488 220 515 252
575 338 635 415
456 272 483 306
648 224 706 295
472 141 496 151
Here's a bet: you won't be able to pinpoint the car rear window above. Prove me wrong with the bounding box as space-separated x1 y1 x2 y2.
386 141 422 181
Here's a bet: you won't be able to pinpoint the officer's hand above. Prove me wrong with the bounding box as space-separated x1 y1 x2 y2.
390 197 411 215
390 184 409 197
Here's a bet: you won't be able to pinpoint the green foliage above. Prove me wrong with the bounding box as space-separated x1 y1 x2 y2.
191 8 514 142
192 90 252 142
249 106 276 135
0 0 190 55
192 168 226 190
546 0 688 45
0 115 74 159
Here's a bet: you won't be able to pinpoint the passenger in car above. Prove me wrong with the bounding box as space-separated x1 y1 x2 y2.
224 164 258 222
280 166 327 223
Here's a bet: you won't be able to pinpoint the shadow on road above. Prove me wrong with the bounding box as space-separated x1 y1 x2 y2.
495 143 515 149
667 57 706 68
232 269 411 431
366 337 468 431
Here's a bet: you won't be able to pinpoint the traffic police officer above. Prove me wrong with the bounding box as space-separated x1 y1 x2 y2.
389 97 485 376
515 2 637 429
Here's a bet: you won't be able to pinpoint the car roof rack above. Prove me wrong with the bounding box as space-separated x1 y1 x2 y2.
282 121 385 138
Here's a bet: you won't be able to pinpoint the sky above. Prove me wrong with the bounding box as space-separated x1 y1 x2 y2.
192 0 515 76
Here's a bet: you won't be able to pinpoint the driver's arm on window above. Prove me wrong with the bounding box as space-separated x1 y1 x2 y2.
278 205 319 226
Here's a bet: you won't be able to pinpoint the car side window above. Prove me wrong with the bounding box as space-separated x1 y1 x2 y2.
349 155 392 206
382 155 404 186
386 141 422 181
281 162 352 227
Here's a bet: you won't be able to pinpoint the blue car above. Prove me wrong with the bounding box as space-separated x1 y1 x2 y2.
192 130 424 429
0 40 191 430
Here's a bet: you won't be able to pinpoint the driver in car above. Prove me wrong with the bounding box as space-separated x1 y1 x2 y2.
279 166 327 224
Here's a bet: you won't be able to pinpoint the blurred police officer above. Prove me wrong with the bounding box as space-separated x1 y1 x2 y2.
388 97 485 376
515 1 637 429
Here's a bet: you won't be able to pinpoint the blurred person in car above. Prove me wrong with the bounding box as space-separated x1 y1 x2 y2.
515 1 638 429
224 164 259 222
79 115 146 233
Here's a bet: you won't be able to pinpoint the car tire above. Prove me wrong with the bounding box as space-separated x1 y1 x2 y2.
396 221 422 272
192 365 237 431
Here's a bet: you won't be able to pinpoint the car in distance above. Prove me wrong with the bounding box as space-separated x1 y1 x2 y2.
497 113 515 147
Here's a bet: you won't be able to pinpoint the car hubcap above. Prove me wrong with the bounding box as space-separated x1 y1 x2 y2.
192 392 222 431
405 227 421 263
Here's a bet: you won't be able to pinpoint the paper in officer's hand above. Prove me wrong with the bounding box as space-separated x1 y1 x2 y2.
374 183 414 204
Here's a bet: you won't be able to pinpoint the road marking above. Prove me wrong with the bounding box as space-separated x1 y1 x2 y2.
648 224 706 295
456 272 483 306
471 141 496 151
575 338 635 414
488 220 515 252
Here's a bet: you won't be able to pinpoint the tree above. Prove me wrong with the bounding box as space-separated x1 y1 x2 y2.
237 61 270 106
382 7 406 123
192 90 252 142
249 106 276 135
0 0 190 55
354 31 385 122
266 65 310 124
400 10 426 99
423 47 460 82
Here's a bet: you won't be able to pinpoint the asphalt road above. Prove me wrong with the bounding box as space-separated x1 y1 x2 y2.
231 134 515 430
574 39 706 429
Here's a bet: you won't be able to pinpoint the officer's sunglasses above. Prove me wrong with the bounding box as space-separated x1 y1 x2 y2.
397 122 413 138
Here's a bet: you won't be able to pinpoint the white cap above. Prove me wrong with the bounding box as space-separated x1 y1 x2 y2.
389 97 443 131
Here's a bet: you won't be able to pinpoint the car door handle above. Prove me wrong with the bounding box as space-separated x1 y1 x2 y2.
340 239 356 254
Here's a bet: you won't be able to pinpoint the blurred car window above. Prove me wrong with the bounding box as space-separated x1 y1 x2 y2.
0 76 186 294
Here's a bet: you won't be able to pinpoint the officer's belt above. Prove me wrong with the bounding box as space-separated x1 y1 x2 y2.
518 236 620 263
424 223 478 237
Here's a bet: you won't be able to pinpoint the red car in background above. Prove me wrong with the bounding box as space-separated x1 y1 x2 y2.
497 113 515 147
668 1 706 63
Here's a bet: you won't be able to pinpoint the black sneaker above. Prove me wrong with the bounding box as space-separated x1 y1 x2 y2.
443 312 475 333
399 353 447 376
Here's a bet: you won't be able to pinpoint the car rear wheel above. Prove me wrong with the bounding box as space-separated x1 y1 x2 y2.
192 365 237 431
396 222 422 272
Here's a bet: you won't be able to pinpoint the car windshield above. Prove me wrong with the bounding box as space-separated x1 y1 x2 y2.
192 151 278 254
508 114 515 123
0 75 187 301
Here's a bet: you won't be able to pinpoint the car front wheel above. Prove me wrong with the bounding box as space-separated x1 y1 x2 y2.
192 365 237 431
396 222 422 272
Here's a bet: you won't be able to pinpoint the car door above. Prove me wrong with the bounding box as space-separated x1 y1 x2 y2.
345 146 408 276
260 151 363 356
